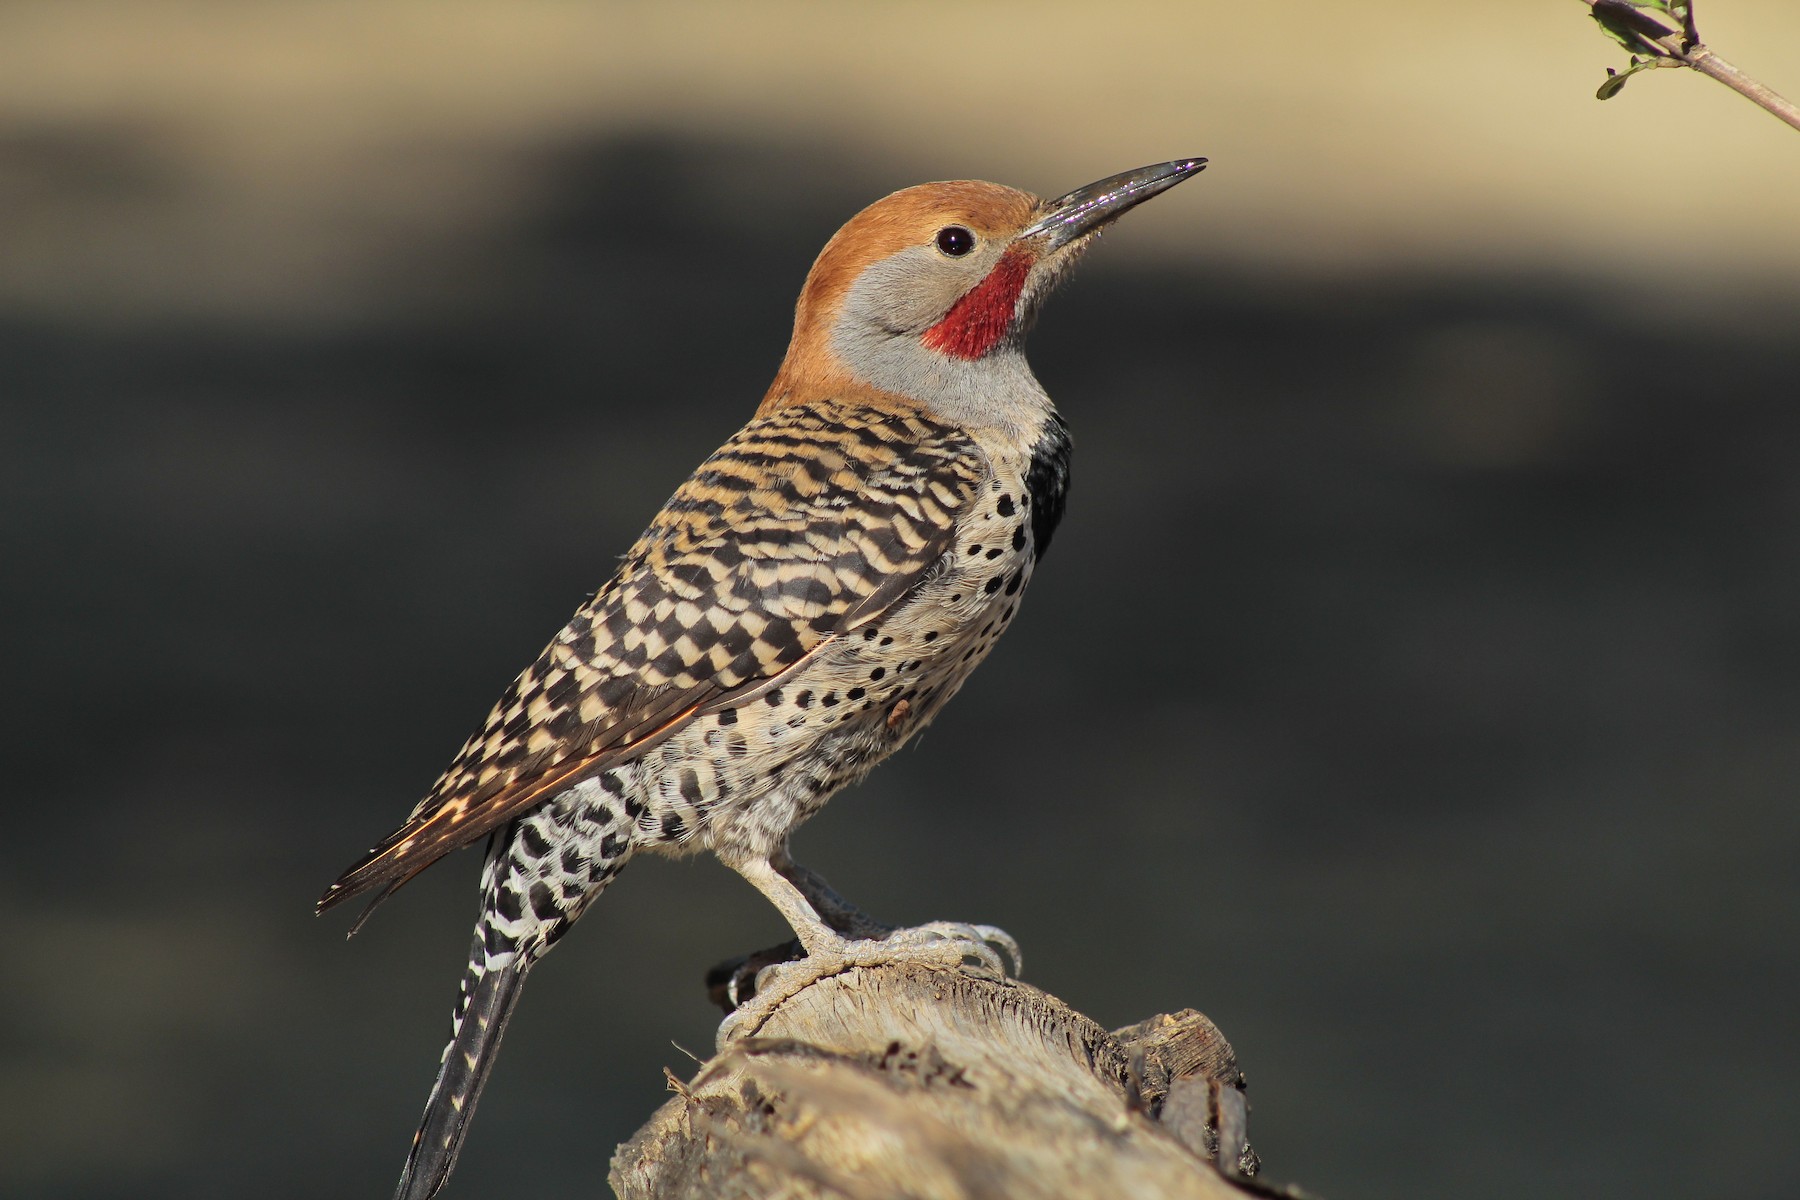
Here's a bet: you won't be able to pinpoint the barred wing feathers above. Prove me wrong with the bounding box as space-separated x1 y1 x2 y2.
318 401 985 915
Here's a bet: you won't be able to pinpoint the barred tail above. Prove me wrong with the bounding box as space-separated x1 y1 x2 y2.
394 951 527 1200
391 786 637 1198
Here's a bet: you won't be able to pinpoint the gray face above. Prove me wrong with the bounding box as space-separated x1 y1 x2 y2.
837 233 1010 337
824 230 1066 437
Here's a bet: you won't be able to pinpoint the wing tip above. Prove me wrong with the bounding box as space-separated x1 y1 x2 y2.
316 855 409 936
316 837 409 921
316 851 385 915
315 881 348 916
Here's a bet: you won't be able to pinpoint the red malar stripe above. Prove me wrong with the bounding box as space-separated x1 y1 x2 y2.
920 250 1032 360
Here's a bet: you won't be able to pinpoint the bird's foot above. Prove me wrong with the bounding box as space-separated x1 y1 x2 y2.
705 938 804 1013
879 921 1022 978
769 858 894 940
713 921 1022 1051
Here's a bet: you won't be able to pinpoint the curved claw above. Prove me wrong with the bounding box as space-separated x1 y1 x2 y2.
727 966 753 1009
973 924 1023 977
715 999 755 1049
713 922 1024 1051
885 921 1022 977
705 938 807 1014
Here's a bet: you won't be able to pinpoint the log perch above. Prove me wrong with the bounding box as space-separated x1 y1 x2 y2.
611 959 1276 1199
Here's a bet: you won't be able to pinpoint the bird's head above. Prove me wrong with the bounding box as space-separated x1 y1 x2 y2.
762 158 1207 425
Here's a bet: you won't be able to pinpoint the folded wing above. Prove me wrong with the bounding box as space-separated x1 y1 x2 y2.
318 401 985 916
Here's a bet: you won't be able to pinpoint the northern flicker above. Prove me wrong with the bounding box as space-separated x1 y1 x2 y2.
319 157 1206 1200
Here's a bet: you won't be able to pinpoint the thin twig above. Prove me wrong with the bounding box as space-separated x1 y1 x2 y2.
1580 0 1800 133
1683 44 1800 131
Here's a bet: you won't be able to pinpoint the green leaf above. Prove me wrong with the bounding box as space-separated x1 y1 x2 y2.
1593 54 1667 101
1591 10 1639 53
1589 0 1682 51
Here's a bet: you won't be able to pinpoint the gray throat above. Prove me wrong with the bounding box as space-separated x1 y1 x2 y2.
832 329 1054 451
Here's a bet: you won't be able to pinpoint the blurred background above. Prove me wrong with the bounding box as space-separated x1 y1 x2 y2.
4 2 1799 1198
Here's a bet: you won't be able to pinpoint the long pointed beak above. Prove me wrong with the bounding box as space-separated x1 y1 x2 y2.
1020 158 1208 251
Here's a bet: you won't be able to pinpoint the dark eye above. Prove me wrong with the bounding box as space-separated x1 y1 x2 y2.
935 226 975 257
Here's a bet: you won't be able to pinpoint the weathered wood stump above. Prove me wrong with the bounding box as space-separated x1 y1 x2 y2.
612 959 1269 1199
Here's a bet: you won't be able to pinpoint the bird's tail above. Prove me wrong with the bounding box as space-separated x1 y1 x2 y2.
388 792 636 1199
394 943 528 1200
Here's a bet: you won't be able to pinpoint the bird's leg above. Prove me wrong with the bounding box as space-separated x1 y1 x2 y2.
773 846 1022 975
731 853 854 958
712 855 852 1037
770 847 891 939
704 851 886 1012
715 853 1021 1049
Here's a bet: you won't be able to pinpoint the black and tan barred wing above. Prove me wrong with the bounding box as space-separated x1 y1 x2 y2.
318 401 986 914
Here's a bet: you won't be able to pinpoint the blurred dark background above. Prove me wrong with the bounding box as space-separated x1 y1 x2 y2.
4 4 1799 1200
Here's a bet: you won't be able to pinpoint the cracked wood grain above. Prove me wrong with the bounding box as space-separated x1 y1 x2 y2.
612 961 1271 1200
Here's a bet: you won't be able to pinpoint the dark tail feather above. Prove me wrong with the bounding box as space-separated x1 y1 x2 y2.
393 960 527 1200
344 880 402 940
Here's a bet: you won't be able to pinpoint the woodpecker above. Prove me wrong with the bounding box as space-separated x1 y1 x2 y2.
319 158 1207 1200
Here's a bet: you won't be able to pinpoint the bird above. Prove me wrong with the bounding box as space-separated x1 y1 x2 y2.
318 157 1207 1200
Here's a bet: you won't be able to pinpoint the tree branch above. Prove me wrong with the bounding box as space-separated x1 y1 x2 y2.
1581 0 1800 132
611 960 1277 1199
